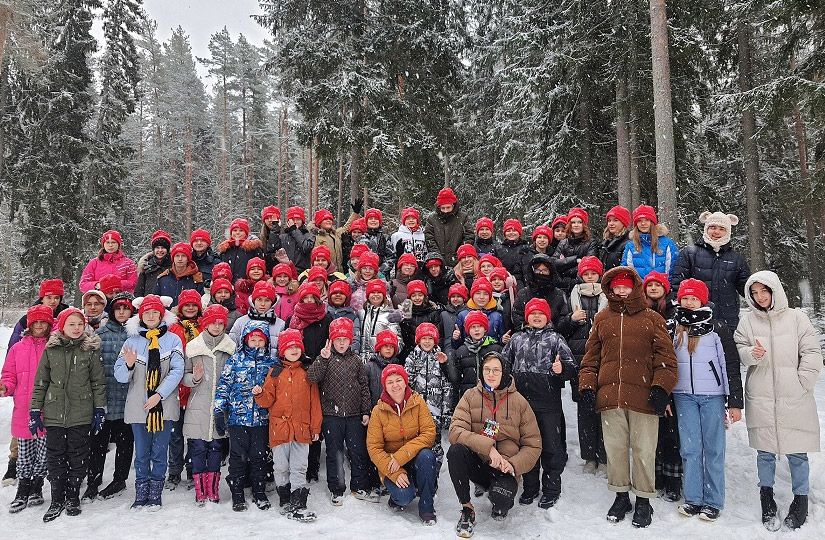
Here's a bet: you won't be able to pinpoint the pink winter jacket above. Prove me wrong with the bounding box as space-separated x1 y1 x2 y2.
1 334 48 438
79 251 138 293
274 286 298 321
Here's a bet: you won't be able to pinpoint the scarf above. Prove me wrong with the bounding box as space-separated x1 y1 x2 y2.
249 305 279 324
289 301 327 331
578 282 603 298
465 336 486 355
140 324 168 432
180 319 200 344
674 306 714 337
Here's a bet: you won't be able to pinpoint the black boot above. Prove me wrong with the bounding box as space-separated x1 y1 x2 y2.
662 476 681 502
760 487 780 531
632 497 653 528
28 477 45 506
9 478 31 514
606 492 632 523
538 492 560 509
99 479 127 499
80 483 99 503
783 495 808 530
277 484 292 514
2 458 16 487
65 497 81 517
146 479 164 511
287 487 316 522
253 492 271 511
230 478 247 512
43 501 65 523
518 490 537 505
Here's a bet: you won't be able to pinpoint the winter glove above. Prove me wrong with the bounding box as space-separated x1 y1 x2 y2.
351 197 364 215
214 410 227 437
648 386 670 416
29 410 45 437
579 390 597 414
91 407 106 436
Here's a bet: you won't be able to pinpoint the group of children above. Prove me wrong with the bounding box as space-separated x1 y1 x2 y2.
0 194 821 535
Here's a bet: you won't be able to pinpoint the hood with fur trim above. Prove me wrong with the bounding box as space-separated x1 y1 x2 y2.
216 235 263 254
46 329 102 351
125 310 178 337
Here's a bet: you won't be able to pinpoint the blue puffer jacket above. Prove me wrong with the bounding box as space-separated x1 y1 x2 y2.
621 225 679 279
214 320 275 427
97 318 130 421
453 305 504 348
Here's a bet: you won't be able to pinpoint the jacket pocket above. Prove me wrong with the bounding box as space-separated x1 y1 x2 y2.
708 361 721 387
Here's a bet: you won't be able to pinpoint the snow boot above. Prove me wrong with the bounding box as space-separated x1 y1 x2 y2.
456 506 476 538
131 480 150 509
8 478 31 514
472 484 485 498
164 473 181 491
65 497 81 517
661 476 681 502
145 479 163 512
783 495 807 530
538 492 560 509
28 477 45 506
81 483 98 503
230 478 247 511
606 492 633 523
631 497 653 528
518 491 537 506
352 489 380 503
699 506 720 522
760 486 780 532
193 473 206 507
99 479 127 499
277 483 292 514
253 492 271 510
420 511 437 526
677 503 703 517
43 501 65 522
207 472 221 503
287 487 316 522
2 458 16 487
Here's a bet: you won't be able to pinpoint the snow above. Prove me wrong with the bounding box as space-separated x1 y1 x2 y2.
1 324 823 539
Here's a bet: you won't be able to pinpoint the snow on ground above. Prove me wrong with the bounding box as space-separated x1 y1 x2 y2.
0 324 822 539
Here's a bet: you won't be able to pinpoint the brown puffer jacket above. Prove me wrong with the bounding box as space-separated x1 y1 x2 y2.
448 377 542 478
578 266 678 415
366 390 436 483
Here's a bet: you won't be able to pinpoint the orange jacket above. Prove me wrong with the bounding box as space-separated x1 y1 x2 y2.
255 360 322 446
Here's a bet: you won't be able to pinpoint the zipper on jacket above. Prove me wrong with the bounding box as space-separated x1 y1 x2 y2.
768 316 780 454
708 361 721 387
617 313 623 410
689 353 695 394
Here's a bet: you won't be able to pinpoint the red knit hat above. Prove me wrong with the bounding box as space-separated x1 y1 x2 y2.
503 219 523 236
456 244 478 261
633 205 658 225
137 294 169 318
178 289 203 310
476 216 495 234
100 229 122 247
350 218 367 234
551 216 568 230
171 242 193 261
349 243 370 260
365 208 382 225
470 277 493 299
401 207 420 225
425 257 443 269
524 298 551 321
39 279 65 298
27 304 54 327
272 263 296 280
56 307 86 332
261 205 281 222
277 328 305 357
488 267 509 283
252 280 278 302
357 251 380 272
200 304 229 330
436 187 458 207
229 218 251 237
407 280 428 298
328 280 352 301
311 245 331 265
643 271 671 295
610 271 636 291
677 278 709 305
577 256 604 277
314 209 334 228
287 206 306 222
244 328 268 345
190 228 212 246
448 283 469 301
380 363 408 388
415 322 439 344
212 262 233 281
365 279 387 298
307 267 328 284
463 310 489 333
329 317 354 342
567 207 590 226
151 229 172 249
246 257 266 276
532 225 552 242
606 205 631 229
98 274 122 295
210 278 233 295
396 253 418 269
479 254 502 268
298 282 321 302
374 329 399 353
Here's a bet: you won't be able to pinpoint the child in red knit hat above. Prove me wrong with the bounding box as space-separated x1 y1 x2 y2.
358 279 403 364
388 207 427 268
473 216 499 255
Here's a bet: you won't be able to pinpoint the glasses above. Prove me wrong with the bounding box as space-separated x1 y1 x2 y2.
482 367 502 374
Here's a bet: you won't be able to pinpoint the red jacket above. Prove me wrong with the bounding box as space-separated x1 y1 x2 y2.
255 360 322 446
170 320 200 407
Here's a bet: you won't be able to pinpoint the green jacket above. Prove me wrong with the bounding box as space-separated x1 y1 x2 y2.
30 330 106 428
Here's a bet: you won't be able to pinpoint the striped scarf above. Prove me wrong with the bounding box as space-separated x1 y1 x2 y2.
140 325 168 432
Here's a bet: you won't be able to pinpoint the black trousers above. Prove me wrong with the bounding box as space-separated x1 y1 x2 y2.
227 426 268 496
46 426 90 501
655 397 682 488
447 442 516 512
522 411 566 497
577 403 606 463
87 418 134 487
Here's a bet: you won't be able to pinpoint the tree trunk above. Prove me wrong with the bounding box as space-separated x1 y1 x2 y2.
337 154 345 222
616 75 632 209
793 103 820 309
350 144 361 205
629 99 641 208
738 20 766 271
579 81 593 199
648 0 678 238
307 145 314 214
0 6 11 69
184 123 193 236
283 110 290 207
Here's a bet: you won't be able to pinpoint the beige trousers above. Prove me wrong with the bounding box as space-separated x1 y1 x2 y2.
601 408 659 498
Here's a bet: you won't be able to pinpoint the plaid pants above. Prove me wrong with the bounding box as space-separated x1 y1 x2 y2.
17 437 47 479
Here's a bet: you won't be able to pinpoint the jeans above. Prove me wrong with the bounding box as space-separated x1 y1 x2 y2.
383 449 438 514
322 416 370 495
673 393 726 509
757 451 809 496
132 421 173 483
189 438 223 474
168 408 191 477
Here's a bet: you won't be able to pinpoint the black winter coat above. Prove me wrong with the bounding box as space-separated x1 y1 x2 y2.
551 235 600 294
670 239 750 330
398 302 442 362
474 237 499 256
439 302 465 352
193 248 222 286
445 337 502 400
425 268 456 308
279 225 315 273
263 224 282 273
513 273 573 339
494 239 532 288
599 231 630 271
135 253 171 298
285 313 332 363
218 238 264 282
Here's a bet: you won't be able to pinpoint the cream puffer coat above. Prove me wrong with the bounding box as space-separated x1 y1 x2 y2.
734 270 822 454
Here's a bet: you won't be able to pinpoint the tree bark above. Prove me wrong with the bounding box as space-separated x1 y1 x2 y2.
184 123 193 236
0 6 11 69
793 103 820 309
350 144 361 205
629 99 641 208
579 81 593 199
648 0 678 238
616 74 632 209
337 153 345 222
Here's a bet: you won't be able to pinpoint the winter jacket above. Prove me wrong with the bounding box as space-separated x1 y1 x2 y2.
439 302 465 352
279 225 315 272
454 303 505 346
214 320 275 427
599 231 630 271
229 308 286 360
399 302 442 361
390 273 416 308
262 223 283 273
366 353 402 406
135 253 171 297
620 225 679 279
734 271 822 454
361 228 394 276
474 237 500 256
424 269 456 308
578 266 678 415
256 358 322 447
494 239 531 288
448 378 542 478
273 282 299 321
551 235 600 294
328 304 363 353
359 303 403 363
503 327 576 413
446 336 503 399
30 330 106 428
306 349 372 417
217 236 264 283
97 318 130 421
80 251 138 293
154 262 205 303
671 238 750 330
192 247 222 286
494 290 515 335
405 346 453 427
388 226 428 268
233 277 263 315
424 206 474 268
182 331 236 441
286 312 332 362
367 390 436 484
512 257 573 338
567 284 607 400
8 302 69 349
313 212 358 271
1 333 49 438
114 314 185 424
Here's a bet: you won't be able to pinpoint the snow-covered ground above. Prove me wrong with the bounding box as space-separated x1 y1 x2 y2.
0 324 822 539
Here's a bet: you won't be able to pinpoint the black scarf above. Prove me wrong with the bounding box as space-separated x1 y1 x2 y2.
139 324 168 432
674 306 714 337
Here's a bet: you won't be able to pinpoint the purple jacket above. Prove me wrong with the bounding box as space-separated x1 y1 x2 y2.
1 334 48 438
671 331 729 397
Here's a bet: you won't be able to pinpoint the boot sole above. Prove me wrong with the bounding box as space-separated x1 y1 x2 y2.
9 502 28 514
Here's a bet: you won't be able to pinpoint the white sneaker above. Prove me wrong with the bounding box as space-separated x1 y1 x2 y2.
330 493 344 506
352 489 380 503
